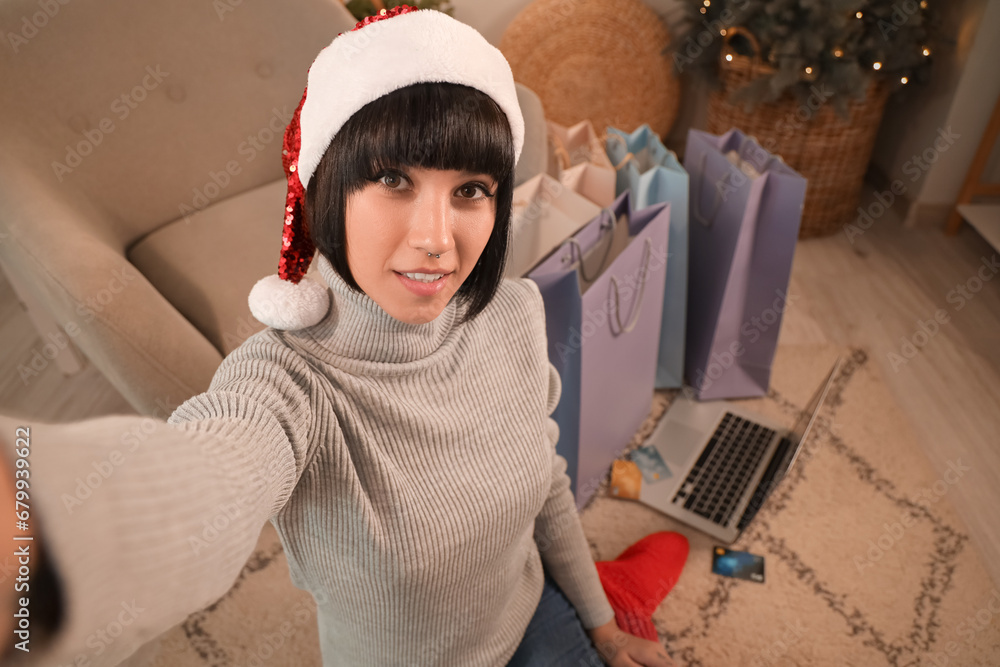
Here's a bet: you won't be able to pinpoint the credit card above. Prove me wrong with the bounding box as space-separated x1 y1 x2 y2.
630 444 672 484
711 546 765 583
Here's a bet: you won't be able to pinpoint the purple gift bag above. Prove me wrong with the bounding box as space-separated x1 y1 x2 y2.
683 128 807 400
529 191 670 510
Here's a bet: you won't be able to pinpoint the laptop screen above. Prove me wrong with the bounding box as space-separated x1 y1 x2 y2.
787 355 841 449
734 356 842 533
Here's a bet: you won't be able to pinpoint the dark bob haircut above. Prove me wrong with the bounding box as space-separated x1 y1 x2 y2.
305 81 516 326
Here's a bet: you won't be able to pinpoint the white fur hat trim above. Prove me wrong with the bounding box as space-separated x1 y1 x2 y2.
296 9 525 191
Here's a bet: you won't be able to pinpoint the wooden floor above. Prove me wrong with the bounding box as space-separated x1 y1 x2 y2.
1 191 998 587
776 202 1000 590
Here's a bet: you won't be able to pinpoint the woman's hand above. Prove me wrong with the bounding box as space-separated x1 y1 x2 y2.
587 618 678 667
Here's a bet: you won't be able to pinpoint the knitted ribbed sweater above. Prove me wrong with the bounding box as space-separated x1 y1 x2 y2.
1 253 614 667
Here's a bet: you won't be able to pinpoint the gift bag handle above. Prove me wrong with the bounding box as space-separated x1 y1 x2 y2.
605 132 637 170
560 207 618 284
736 132 780 173
554 128 626 170
610 237 654 334
691 153 729 227
692 133 777 227
550 133 573 171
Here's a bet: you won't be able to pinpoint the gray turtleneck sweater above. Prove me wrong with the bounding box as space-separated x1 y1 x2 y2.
0 254 615 667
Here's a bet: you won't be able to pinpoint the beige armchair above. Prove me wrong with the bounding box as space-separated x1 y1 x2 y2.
0 0 549 417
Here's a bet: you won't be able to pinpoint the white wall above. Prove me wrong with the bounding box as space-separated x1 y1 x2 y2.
909 0 1000 220
870 0 1000 227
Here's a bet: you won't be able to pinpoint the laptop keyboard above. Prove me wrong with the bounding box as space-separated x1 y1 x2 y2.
671 412 777 527
737 435 794 532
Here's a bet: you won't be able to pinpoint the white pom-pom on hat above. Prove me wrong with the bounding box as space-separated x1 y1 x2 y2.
249 275 330 330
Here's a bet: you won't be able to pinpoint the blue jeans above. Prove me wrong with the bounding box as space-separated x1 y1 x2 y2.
506 568 609 667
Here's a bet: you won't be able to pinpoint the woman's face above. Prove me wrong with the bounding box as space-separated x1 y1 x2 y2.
344 166 497 325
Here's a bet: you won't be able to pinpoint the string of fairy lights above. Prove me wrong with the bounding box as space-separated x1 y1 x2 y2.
697 0 935 89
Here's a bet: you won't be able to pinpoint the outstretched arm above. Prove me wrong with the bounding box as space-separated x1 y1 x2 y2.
0 336 320 666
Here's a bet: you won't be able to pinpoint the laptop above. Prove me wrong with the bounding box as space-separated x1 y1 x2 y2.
610 356 842 543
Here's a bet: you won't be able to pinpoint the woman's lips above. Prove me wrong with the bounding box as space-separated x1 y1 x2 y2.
394 271 450 296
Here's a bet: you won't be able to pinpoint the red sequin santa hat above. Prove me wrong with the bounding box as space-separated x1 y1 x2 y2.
248 5 525 330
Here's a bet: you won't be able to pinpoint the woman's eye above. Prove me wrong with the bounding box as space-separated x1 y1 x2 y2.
379 172 406 189
372 170 411 191
458 184 492 200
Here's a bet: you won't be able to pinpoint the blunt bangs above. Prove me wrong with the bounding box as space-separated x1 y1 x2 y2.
305 81 517 325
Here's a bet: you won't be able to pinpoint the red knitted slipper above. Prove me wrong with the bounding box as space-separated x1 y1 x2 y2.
594 531 689 641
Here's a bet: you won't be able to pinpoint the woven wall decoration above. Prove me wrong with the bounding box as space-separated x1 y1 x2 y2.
500 0 680 140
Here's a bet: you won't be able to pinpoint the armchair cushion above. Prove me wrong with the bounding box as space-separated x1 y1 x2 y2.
128 179 326 356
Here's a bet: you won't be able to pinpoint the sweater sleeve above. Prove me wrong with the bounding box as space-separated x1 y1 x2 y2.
0 334 320 667
532 362 616 631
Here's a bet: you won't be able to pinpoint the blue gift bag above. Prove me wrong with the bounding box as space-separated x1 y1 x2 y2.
606 124 689 389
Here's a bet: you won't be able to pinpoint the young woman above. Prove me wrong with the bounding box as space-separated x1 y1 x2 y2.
0 7 686 666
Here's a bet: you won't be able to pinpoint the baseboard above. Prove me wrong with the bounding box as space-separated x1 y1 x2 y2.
864 162 954 230
862 161 915 226
865 162 895 194
903 201 954 230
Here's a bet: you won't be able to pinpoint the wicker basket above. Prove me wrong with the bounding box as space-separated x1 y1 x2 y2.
705 28 890 239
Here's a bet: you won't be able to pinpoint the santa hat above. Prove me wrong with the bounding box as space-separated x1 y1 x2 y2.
248 5 525 330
